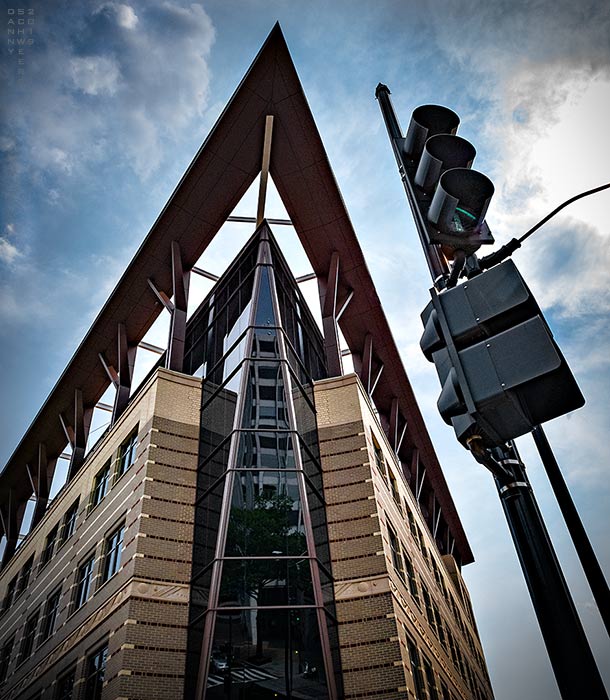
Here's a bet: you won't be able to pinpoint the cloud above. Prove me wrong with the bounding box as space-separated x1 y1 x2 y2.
0 137 16 153
100 2 140 30
0 238 21 264
506 218 610 321
426 0 610 81
3 1 216 182
0 224 23 265
70 55 121 95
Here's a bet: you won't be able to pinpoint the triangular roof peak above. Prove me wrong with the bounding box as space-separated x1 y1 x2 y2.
0 26 473 567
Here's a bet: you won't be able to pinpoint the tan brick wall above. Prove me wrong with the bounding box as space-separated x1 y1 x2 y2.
314 374 494 700
0 368 201 700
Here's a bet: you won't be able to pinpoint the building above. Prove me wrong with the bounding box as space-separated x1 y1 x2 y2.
0 25 494 700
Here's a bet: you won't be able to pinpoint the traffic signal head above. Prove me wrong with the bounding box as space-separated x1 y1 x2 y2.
404 105 459 160
420 259 585 447
400 104 495 258
415 134 476 192
428 168 494 235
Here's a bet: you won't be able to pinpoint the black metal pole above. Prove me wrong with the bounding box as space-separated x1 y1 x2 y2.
493 446 608 699
375 84 449 286
532 424 610 636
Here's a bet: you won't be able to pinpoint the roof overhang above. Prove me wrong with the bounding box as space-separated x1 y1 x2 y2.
0 24 473 565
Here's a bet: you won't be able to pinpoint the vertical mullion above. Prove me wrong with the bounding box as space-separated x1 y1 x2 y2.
265 237 339 700
195 246 266 700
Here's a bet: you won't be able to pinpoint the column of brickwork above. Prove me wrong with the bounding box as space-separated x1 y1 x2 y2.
112 370 201 700
315 375 407 700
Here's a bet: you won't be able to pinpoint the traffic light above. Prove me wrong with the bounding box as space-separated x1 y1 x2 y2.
401 104 495 258
420 259 585 447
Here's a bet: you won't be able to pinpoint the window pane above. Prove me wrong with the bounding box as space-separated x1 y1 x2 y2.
90 463 110 509
224 470 307 559
16 556 34 597
75 555 95 610
19 609 39 663
206 607 330 699
55 668 75 700
62 500 79 542
424 656 440 700
193 477 226 579
117 430 138 477
218 557 314 607
85 644 108 700
408 637 426 699
40 588 61 642
236 431 296 471
241 360 290 430
2 576 17 612
103 523 125 582
405 555 420 607
388 525 405 581
41 524 59 567
0 634 15 682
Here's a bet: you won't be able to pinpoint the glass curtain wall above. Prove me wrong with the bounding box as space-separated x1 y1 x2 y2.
185 226 340 700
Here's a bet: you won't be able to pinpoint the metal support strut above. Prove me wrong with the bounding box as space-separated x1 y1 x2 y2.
318 251 343 377
148 240 190 373
531 424 610 637
59 388 93 479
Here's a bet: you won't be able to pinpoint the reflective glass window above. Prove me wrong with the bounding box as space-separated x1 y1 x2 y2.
85 644 108 700
0 634 14 682
90 462 110 509
218 557 314 607
40 524 59 568
55 667 75 700
200 382 238 482
40 588 61 643
19 609 39 663
303 477 331 571
187 233 336 697
235 431 295 470
241 361 289 430
224 470 307 559
102 522 125 582
206 607 329 699
117 429 138 477
191 564 214 618
74 554 95 610
253 266 276 327
193 477 226 578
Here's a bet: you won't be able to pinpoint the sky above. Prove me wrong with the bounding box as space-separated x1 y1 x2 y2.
1 1 609 698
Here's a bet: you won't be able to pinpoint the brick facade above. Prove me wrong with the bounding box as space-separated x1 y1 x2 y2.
0 369 201 700
315 374 494 700
0 369 495 700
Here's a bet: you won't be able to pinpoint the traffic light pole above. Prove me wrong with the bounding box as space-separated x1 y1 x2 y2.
376 86 609 699
532 424 610 637
477 442 609 699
